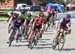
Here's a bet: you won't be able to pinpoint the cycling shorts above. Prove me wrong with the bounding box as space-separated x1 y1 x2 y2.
34 24 41 31
60 26 68 31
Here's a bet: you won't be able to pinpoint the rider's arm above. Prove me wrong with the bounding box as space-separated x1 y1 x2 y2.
23 19 27 26
41 20 45 31
56 19 63 30
67 20 71 27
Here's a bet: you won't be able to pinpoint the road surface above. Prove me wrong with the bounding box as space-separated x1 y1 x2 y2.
0 19 75 54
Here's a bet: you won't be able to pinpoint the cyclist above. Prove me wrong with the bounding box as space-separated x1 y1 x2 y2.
49 9 56 27
8 11 19 33
53 14 71 46
20 12 32 39
8 11 18 23
26 16 38 39
7 18 23 43
24 13 32 37
27 13 45 42
20 12 28 24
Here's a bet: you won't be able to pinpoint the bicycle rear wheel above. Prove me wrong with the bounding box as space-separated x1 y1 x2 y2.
28 36 35 49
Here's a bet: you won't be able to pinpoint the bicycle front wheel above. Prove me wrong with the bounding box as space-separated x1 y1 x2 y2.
58 35 65 51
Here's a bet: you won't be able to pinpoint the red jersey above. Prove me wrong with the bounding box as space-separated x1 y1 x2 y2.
34 16 44 25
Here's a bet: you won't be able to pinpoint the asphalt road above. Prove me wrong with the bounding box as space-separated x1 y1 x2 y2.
0 19 75 54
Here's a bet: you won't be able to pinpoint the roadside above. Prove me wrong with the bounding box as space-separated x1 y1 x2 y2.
0 11 75 21
0 18 8 21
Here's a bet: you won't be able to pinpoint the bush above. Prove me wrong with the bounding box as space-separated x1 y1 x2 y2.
0 13 9 18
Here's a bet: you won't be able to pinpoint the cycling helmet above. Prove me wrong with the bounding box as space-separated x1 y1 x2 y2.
28 14 32 17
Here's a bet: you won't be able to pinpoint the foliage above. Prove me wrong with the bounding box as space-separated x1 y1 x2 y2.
0 13 9 17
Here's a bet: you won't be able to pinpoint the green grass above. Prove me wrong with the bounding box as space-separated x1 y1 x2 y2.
31 11 40 16
0 16 8 18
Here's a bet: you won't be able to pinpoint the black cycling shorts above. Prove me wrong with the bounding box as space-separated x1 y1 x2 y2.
60 26 68 31
34 24 41 31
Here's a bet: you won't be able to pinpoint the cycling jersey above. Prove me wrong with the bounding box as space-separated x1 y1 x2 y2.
20 13 29 24
12 19 22 30
20 13 28 20
59 19 71 30
34 16 44 25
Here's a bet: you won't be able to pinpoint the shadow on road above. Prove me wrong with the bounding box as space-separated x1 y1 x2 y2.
55 48 75 51
33 46 52 49
39 39 51 41
11 44 28 47
63 48 75 51
37 43 52 46
33 43 53 49
43 32 54 35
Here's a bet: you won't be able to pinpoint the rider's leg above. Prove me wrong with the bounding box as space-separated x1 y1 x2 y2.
8 23 13 33
55 30 60 44
7 29 13 43
27 29 34 42
27 27 31 35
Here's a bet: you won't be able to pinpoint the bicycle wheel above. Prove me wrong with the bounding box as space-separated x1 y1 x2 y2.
52 38 58 50
23 27 28 40
34 33 39 46
28 35 35 49
9 32 15 47
58 34 65 51
45 23 48 31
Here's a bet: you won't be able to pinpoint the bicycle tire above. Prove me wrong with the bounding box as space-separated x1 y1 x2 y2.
58 34 65 51
28 35 35 49
8 30 16 47
9 34 15 47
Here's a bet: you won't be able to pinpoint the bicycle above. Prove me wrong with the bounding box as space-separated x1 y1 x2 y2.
52 29 65 51
8 28 17 47
8 26 22 47
28 28 42 49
